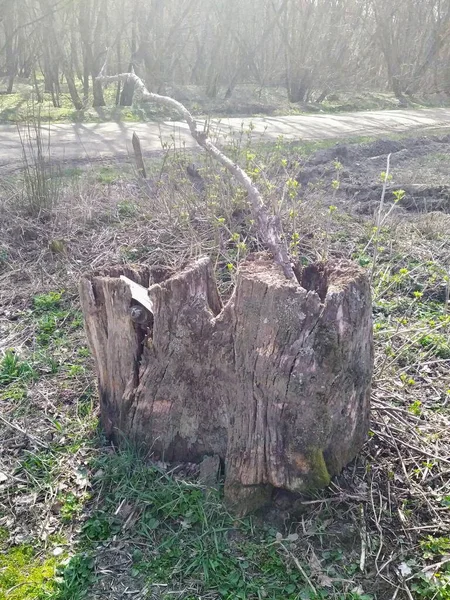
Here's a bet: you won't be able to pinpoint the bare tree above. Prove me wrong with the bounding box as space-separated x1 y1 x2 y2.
2 0 450 108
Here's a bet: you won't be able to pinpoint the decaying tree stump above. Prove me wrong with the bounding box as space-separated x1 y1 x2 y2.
80 256 373 515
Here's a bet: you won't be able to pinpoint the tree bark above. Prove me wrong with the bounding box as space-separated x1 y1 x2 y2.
80 256 373 515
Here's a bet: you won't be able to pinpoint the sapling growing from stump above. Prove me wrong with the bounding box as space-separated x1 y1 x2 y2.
79 65 375 515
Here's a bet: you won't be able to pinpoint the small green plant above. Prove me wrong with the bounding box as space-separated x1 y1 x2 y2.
58 492 86 522
82 514 118 541
118 200 137 217
0 350 36 386
392 189 406 203
419 334 450 359
52 553 95 600
408 400 422 416
0 383 27 401
33 291 63 313
421 536 450 559
400 373 416 386
96 166 119 184
20 450 58 486
66 364 85 378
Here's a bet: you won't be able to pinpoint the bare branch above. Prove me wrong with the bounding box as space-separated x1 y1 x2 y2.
96 70 295 280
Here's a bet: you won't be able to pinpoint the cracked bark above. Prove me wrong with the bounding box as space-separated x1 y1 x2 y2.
80 256 373 515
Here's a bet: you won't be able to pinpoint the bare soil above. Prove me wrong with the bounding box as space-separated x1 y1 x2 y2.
297 134 450 214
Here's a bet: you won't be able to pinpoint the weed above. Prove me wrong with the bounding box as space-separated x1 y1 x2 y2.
96 166 120 185
0 350 36 386
66 364 85 378
118 200 138 217
18 111 63 216
19 450 58 487
418 333 450 359
58 492 87 522
409 400 423 416
82 514 119 542
421 536 450 559
76 386 95 418
33 291 63 313
51 553 95 600
0 385 27 402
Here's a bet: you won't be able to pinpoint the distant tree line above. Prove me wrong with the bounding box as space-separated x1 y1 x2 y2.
1 0 450 107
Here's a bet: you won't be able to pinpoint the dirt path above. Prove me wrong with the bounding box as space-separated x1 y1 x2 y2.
2 107 450 170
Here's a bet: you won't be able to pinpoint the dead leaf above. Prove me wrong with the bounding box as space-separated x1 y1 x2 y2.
309 550 333 587
318 573 333 587
309 550 322 574
398 562 412 577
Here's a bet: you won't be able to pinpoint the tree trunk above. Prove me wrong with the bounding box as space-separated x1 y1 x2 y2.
64 67 84 111
92 77 105 107
80 256 373 515
119 63 136 106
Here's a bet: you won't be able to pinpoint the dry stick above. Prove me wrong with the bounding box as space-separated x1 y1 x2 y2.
132 132 147 179
365 153 391 286
359 503 367 572
96 70 295 279
279 543 317 596
372 428 450 465
0 413 49 449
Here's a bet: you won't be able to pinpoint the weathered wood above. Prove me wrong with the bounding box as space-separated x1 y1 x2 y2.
120 275 153 313
131 132 147 179
80 256 373 515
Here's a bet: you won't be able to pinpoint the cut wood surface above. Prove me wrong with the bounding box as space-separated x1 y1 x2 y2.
80 256 373 514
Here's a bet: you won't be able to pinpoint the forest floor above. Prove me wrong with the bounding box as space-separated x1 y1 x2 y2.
0 129 450 600
1 80 450 123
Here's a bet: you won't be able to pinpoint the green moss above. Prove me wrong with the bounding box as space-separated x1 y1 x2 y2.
0 545 62 600
305 447 331 489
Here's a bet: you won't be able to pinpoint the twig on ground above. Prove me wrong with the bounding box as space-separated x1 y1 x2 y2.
279 542 317 596
0 413 49 449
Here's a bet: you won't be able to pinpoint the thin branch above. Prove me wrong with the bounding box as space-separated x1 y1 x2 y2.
96 70 294 279
279 543 317 595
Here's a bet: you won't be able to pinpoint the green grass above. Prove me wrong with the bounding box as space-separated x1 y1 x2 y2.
1 80 447 125
0 84 177 124
0 350 36 386
50 450 370 600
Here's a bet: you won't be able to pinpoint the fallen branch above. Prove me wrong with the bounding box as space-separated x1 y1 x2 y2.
96 69 294 279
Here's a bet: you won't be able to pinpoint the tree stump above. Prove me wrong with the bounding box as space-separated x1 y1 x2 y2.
80 256 373 515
